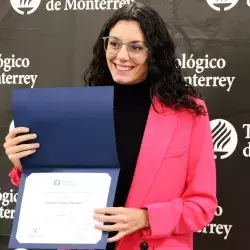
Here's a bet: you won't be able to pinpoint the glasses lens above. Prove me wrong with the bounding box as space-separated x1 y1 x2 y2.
127 43 148 58
128 43 145 53
104 37 121 55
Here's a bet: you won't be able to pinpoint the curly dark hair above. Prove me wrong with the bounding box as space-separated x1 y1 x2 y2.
83 2 206 116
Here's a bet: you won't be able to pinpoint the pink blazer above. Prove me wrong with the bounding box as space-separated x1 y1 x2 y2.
9 97 217 250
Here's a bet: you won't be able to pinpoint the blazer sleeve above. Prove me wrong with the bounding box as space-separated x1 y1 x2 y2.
141 101 217 239
9 166 21 187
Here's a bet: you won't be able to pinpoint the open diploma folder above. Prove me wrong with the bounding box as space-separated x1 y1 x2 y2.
9 86 120 249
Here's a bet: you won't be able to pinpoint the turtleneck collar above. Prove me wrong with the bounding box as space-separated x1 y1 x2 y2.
113 77 151 104
113 78 150 90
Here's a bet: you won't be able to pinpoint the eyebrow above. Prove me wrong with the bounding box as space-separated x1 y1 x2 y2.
111 36 144 43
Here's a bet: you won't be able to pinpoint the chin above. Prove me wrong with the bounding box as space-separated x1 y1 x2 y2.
112 75 133 85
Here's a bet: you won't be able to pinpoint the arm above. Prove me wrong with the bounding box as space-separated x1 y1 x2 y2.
5 122 37 187
141 101 217 239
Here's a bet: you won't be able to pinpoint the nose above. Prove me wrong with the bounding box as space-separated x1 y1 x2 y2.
116 44 130 61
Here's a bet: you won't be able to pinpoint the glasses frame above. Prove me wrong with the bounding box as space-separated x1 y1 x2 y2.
102 36 150 56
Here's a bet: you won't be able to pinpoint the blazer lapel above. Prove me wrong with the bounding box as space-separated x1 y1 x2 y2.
125 97 179 208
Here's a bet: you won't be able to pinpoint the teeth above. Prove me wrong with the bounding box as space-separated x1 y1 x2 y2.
116 64 133 71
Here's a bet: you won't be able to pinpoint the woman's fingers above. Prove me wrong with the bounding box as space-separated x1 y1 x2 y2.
3 127 38 168
8 149 37 163
5 127 30 140
5 143 40 155
4 133 37 148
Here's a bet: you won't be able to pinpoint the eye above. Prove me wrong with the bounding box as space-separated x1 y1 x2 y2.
109 41 120 48
129 44 144 51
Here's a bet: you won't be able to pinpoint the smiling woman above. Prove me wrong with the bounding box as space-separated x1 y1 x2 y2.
5 2 217 250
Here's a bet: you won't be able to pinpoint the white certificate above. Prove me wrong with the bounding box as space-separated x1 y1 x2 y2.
16 173 111 244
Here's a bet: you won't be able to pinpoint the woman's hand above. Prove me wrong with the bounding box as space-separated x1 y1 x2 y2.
93 207 150 243
3 127 40 171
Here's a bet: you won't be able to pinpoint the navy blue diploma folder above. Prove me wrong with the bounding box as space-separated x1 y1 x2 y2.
9 86 120 249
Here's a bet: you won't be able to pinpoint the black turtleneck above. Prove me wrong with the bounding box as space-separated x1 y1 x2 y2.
106 79 151 250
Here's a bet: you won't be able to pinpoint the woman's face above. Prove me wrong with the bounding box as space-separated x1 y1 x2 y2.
106 20 149 85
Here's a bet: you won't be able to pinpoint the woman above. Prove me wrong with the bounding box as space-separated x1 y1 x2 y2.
4 2 217 250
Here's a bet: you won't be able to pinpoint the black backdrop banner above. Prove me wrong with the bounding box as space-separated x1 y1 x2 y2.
1 0 250 249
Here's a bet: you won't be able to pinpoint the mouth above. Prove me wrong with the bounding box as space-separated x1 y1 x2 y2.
114 63 135 72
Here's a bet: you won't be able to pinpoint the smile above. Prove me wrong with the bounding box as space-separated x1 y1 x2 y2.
115 63 135 71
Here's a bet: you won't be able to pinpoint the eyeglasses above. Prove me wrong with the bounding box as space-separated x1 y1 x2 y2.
102 36 149 58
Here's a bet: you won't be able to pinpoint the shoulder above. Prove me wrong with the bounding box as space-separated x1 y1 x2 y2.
153 96 210 134
191 97 207 111
153 96 208 118
178 97 210 127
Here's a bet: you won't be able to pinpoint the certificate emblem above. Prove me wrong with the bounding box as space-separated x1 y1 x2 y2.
54 180 60 186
